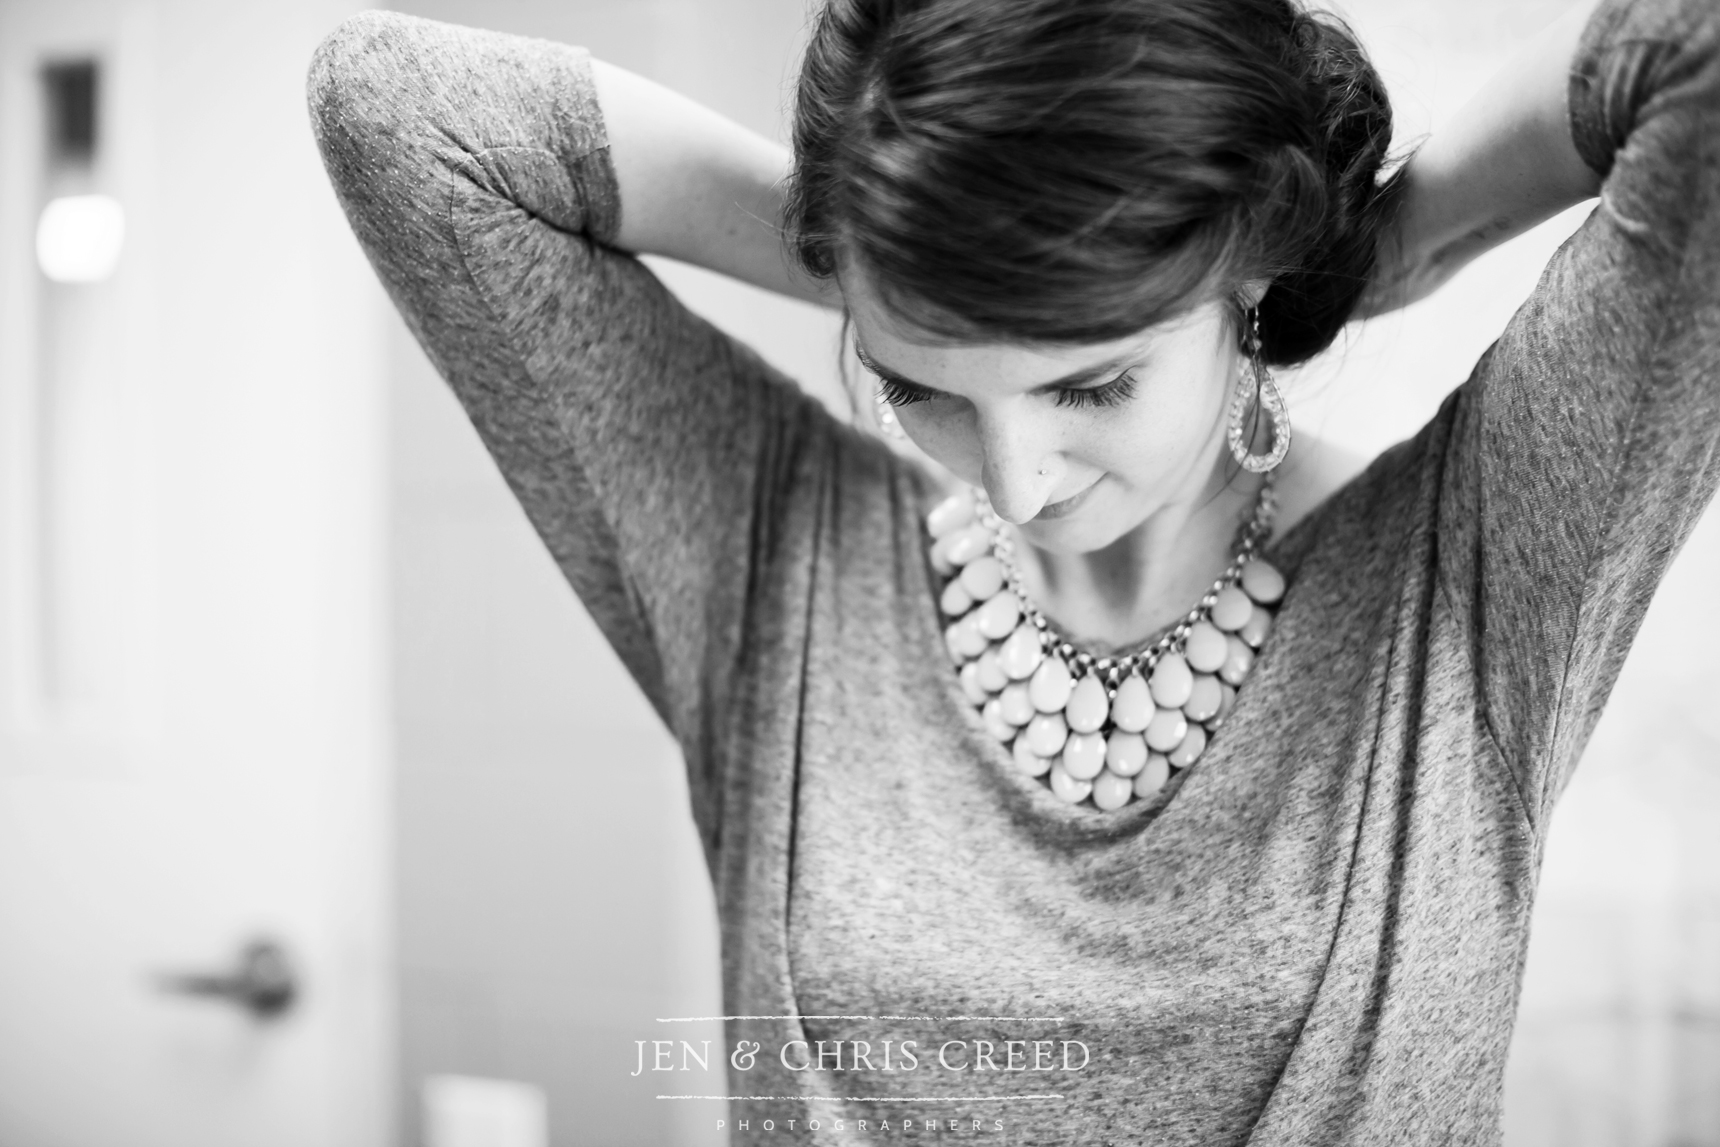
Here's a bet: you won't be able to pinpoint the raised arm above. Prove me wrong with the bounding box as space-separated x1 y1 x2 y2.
590 59 837 307
1414 0 1720 822
308 12 867 854
1358 2 1605 317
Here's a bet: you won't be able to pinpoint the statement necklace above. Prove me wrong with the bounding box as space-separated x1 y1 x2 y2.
927 478 1284 811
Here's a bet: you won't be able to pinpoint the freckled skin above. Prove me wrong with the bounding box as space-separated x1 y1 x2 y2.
848 273 1241 550
844 269 1266 643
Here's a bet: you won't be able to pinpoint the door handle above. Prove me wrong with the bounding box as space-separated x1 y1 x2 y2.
156 938 297 1019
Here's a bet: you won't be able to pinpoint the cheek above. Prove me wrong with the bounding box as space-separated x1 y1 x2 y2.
1078 388 1227 483
895 402 982 473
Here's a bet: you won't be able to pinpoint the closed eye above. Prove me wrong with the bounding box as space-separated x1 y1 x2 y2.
876 376 942 407
1054 372 1138 409
858 342 1142 411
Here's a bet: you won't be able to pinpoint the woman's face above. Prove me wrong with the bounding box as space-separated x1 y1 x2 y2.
844 270 1245 556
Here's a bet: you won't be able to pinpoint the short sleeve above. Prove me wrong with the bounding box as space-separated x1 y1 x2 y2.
306 12 864 844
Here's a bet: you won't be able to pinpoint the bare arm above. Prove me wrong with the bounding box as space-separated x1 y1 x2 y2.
588 59 839 308
591 6 1604 320
1357 2 1606 318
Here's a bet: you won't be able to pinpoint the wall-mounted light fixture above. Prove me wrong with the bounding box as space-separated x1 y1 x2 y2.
31 55 128 718
36 193 124 283
37 59 122 283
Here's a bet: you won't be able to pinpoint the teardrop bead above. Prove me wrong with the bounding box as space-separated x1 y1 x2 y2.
939 477 1280 814
1025 711 1069 757
999 625 1045 680
1219 635 1254 686
1062 731 1106 780
927 493 974 538
1183 621 1228 673
959 661 989 706
1013 735 1051 777
960 556 1005 601
1240 605 1272 649
1091 769 1134 811
1149 653 1193 709
999 681 1036 727
1183 673 1222 722
953 615 989 659
1109 673 1153 733
1144 707 1189 753
1211 585 1254 631
1240 558 1285 604
1029 656 1074 713
1047 761 1094 805
1065 674 1109 734
942 524 992 568
1168 722 1207 768
1133 754 1171 797
975 591 1022 640
1104 730 1149 777
944 622 965 664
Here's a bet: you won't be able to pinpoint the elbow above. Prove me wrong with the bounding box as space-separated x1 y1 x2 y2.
305 10 418 167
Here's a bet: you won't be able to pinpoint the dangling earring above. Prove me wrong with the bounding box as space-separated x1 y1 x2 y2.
875 389 907 440
1227 307 1291 473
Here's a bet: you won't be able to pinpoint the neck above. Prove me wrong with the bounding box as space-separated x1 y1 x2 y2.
1007 454 1266 655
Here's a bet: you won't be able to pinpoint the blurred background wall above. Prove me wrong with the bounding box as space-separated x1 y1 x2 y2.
0 1 391 1145
0 0 1716 1145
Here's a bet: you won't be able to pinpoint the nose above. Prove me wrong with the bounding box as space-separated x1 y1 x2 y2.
976 408 1054 524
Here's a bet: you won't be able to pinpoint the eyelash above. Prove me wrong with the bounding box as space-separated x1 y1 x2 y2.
876 377 938 407
1055 372 1138 409
874 373 1139 410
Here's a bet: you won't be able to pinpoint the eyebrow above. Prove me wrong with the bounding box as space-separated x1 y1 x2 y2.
853 340 1136 395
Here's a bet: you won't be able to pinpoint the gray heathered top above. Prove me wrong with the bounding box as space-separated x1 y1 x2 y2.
308 0 1720 1140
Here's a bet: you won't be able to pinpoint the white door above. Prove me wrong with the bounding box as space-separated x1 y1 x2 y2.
0 1 391 1144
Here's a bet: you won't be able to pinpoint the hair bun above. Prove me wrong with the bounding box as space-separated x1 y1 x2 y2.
1256 10 1402 364
788 0 1405 362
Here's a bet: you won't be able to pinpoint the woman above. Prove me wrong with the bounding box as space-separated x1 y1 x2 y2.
309 0 1719 1140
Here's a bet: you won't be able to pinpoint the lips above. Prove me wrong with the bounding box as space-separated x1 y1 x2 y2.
1033 478 1101 521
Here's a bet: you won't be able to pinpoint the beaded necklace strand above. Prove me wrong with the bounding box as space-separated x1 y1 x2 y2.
927 477 1285 811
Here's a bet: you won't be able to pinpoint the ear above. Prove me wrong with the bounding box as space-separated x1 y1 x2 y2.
1226 280 1273 350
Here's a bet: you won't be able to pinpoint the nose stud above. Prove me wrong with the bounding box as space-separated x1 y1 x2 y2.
1037 466 1049 477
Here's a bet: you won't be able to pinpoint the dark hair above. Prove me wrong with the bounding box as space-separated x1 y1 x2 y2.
786 0 1404 365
